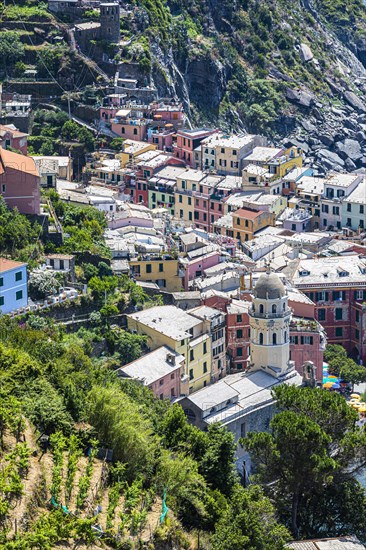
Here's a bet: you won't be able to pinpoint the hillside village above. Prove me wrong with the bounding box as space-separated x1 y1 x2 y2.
2 0 366 548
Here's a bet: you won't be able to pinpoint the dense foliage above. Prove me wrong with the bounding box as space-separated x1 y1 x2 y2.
243 385 366 540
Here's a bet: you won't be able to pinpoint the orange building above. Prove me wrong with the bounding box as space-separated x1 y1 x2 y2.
233 208 274 242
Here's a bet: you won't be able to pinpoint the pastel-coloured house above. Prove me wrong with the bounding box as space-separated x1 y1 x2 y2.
0 124 28 154
0 147 40 215
0 258 28 314
116 345 188 399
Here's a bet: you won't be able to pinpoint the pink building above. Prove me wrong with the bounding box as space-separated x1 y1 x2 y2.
174 128 217 167
147 129 175 151
0 125 28 154
117 346 188 399
111 108 148 141
180 251 221 290
0 147 40 215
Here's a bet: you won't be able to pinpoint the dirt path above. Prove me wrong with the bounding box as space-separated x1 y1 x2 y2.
140 496 162 542
8 423 42 535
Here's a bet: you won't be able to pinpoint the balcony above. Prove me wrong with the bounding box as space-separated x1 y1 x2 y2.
249 310 291 320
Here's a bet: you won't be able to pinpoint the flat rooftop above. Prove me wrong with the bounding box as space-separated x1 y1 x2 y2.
128 305 202 341
343 178 366 205
243 146 283 163
117 345 184 385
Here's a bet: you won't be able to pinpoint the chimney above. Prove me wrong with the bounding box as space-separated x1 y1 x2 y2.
166 353 176 365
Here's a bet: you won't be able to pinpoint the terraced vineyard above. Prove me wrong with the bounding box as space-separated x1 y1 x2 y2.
0 418 164 548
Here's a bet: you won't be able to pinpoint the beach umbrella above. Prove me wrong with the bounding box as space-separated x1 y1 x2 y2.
323 382 334 388
351 393 361 399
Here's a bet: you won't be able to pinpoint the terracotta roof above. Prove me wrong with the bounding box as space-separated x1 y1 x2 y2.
234 208 263 219
0 125 28 138
0 147 39 176
0 258 26 273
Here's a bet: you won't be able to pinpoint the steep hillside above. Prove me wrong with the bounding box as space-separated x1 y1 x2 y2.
129 0 366 169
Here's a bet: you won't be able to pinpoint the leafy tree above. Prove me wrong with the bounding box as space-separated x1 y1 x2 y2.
87 385 157 480
211 485 290 550
28 270 61 300
88 275 118 302
243 386 366 540
0 32 25 70
23 379 74 435
0 196 40 255
112 330 147 365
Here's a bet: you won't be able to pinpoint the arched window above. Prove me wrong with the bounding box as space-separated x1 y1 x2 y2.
259 333 264 345
272 304 277 314
283 302 286 311
259 304 264 314
273 333 277 345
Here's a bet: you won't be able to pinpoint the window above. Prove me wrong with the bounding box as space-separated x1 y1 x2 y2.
332 206 339 215
16 290 23 301
133 128 138 135
335 327 343 337
159 263 163 272
159 379 164 386
333 291 345 301
290 335 298 345
181 339 185 346
171 388 175 397
240 422 246 438
272 304 277 314
322 204 329 213
121 127 125 134
189 369 194 380
318 308 326 321
237 363 243 370
0 277 3 287
335 308 343 320
0 297 4 307
237 347 243 357
170 373 175 380
236 218 241 225
1 184 5 193
347 218 352 226
272 333 277 345
356 310 360 322
259 304 264 314
301 336 314 345
237 329 243 338
190 350 194 361
259 333 264 345
189 212 192 221
360 205 364 214
146 264 152 274
15 271 22 282
203 362 207 373
179 195 182 203
188 197 192 206
356 329 360 340
237 314 242 322
203 342 207 354
347 203 352 212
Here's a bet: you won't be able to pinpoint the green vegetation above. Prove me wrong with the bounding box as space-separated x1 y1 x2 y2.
325 344 366 388
243 385 366 540
29 110 95 156
0 197 41 263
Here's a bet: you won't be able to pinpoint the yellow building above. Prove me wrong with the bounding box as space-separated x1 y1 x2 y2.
174 169 222 223
129 257 183 292
242 146 303 194
232 208 274 243
127 305 212 393
119 140 157 168
200 133 266 176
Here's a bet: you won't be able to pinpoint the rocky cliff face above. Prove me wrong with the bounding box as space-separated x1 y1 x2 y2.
134 0 366 170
